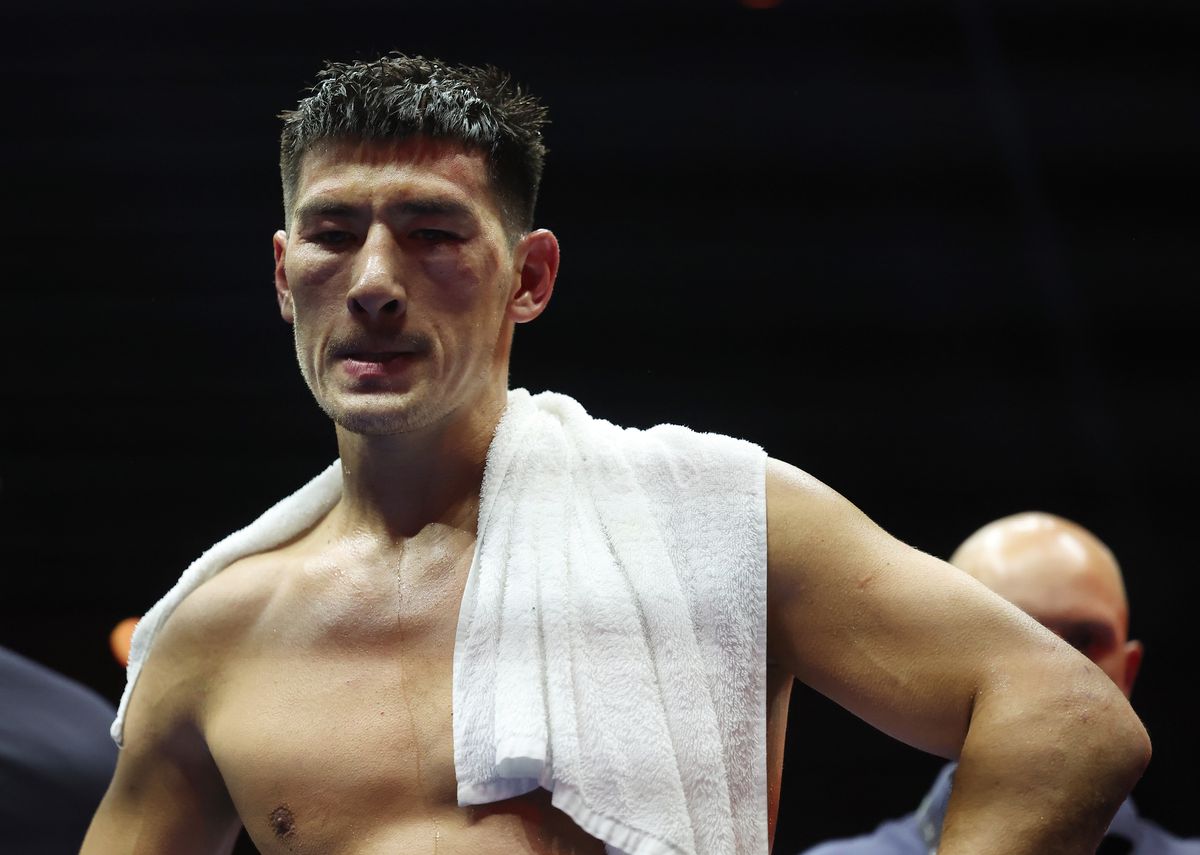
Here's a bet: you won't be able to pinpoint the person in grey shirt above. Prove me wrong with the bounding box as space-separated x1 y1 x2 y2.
801 512 1200 855
0 646 117 854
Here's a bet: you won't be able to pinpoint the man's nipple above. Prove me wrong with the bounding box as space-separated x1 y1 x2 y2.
269 803 297 840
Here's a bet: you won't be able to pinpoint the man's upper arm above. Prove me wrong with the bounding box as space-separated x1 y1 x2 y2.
765 457 1070 759
82 606 241 854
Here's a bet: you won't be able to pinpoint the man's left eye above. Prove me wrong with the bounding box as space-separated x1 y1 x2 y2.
412 229 457 242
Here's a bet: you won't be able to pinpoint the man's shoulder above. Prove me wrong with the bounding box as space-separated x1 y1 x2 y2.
132 466 337 656
174 541 300 633
120 549 292 748
149 546 295 676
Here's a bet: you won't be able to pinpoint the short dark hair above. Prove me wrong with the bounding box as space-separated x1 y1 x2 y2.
279 53 549 238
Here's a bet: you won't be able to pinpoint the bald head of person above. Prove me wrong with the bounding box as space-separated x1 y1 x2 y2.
950 512 1144 699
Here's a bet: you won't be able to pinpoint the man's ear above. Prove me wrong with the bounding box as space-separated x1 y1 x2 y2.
508 229 560 324
1120 639 1144 699
273 229 295 324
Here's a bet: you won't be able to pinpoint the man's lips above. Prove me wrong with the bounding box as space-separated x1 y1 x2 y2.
338 351 417 378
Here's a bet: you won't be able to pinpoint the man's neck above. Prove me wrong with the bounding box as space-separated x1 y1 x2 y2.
328 389 507 541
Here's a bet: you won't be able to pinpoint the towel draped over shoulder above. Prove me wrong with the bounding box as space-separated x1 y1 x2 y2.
114 389 769 855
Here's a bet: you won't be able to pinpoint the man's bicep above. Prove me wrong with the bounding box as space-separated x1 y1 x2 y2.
83 630 241 853
764 458 1059 758
85 743 240 854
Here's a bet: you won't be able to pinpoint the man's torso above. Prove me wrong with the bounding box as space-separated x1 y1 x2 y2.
178 517 597 853
173 516 786 853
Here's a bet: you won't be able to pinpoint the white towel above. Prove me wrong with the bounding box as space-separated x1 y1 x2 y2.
455 389 768 855
112 389 768 855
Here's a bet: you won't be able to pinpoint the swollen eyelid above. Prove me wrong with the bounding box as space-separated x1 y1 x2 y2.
413 229 455 240
313 230 353 245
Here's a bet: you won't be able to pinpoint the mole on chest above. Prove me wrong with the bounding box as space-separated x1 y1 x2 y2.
269 803 296 839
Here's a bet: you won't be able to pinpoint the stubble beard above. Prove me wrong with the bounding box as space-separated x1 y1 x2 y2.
294 337 448 438
320 390 447 437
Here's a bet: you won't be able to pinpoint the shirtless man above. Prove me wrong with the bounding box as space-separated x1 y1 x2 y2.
82 55 1149 854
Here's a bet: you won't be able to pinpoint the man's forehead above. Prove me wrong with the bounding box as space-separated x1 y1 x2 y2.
295 137 494 205
959 518 1124 598
976 549 1127 631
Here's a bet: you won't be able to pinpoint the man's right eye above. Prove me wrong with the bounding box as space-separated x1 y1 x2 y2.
313 230 353 246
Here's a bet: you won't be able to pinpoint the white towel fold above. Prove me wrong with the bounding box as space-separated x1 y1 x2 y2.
455 390 768 855
112 388 768 855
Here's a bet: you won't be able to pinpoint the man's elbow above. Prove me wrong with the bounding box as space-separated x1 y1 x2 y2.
977 649 1152 795
1044 658 1152 796
1104 692 1152 789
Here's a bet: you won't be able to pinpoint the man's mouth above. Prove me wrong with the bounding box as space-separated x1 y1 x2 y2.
337 350 418 379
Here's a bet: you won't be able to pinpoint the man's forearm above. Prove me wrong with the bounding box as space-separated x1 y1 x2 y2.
936 653 1151 854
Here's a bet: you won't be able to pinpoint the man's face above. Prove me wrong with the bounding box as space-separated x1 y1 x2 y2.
273 137 517 436
967 533 1142 698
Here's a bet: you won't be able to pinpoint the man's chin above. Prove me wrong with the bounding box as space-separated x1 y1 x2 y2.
321 395 442 437
331 410 428 437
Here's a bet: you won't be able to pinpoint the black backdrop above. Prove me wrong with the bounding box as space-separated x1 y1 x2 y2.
3 0 1197 850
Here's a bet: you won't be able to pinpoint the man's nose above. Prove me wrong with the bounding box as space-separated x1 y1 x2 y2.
346 231 407 320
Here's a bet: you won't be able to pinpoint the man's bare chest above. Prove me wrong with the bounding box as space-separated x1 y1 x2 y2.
207 640 460 851
199 575 603 855
202 536 472 851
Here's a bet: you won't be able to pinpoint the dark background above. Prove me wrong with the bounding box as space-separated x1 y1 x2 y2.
2 0 1196 850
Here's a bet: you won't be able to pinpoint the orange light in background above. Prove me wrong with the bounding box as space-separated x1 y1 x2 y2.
740 0 782 8
110 617 139 667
